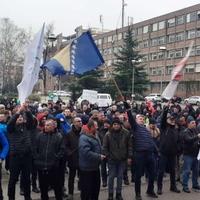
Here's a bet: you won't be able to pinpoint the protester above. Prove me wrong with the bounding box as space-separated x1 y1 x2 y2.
157 103 181 195
103 117 132 200
65 117 82 200
182 116 200 193
98 119 111 187
0 111 9 200
7 103 33 200
124 101 158 200
79 119 105 200
34 119 65 200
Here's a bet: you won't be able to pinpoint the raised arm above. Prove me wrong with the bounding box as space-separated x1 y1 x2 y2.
124 101 137 131
160 105 169 130
7 113 20 133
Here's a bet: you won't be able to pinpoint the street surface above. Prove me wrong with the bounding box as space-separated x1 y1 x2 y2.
1 169 200 200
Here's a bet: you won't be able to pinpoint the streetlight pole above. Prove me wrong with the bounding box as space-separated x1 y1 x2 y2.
131 59 142 101
131 60 136 101
131 65 135 101
159 46 167 94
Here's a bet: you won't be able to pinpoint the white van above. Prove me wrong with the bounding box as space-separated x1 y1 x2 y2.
77 90 112 107
97 93 112 107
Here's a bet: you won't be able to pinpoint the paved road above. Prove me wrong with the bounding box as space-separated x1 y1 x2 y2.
1 170 200 200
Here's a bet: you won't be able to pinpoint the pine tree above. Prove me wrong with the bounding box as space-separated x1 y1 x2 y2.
113 26 149 98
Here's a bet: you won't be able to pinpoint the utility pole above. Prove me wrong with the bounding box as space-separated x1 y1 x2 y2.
100 15 104 32
122 0 127 28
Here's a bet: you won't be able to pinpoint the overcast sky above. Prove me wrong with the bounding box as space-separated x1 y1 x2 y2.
1 0 200 36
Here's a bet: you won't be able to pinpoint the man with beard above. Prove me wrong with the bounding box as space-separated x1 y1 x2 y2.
65 117 82 200
157 103 181 195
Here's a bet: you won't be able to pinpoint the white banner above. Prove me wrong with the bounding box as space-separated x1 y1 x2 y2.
17 24 45 104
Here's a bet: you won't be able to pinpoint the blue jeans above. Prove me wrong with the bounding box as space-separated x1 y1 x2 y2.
182 155 199 189
108 160 126 194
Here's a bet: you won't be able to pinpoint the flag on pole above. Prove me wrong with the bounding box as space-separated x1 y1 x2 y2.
161 41 194 100
44 31 104 76
17 24 45 104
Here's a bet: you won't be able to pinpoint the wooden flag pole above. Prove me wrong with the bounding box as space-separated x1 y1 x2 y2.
104 64 124 100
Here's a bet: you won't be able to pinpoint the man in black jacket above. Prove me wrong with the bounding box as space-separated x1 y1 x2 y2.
65 117 82 200
7 103 33 200
182 116 200 193
157 104 181 195
34 119 65 200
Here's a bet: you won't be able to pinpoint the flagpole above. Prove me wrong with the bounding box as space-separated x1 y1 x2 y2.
104 64 124 100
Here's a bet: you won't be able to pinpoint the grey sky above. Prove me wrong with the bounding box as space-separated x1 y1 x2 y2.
0 0 200 35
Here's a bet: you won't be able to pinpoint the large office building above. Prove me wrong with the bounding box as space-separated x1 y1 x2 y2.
94 3 200 97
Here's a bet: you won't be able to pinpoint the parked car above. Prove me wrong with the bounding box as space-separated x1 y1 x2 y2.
144 93 162 102
52 90 71 97
184 96 200 106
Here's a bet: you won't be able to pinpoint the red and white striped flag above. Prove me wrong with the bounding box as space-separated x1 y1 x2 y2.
162 41 194 100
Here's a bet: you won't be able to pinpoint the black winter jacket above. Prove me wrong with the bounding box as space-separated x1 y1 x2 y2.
34 131 65 170
65 125 81 168
103 128 132 162
7 111 33 156
183 128 200 157
159 107 181 156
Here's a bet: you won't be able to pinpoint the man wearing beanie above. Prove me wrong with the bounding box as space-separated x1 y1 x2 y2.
182 116 200 193
103 117 132 200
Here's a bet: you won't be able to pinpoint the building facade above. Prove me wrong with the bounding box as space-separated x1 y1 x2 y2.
94 3 200 97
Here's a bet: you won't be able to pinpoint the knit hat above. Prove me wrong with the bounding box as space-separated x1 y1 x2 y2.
149 118 156 124
112 117 121 125
186 116 195 124
104 119 111 125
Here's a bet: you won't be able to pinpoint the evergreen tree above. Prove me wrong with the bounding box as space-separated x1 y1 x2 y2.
113 26 149 98
77 70 102 90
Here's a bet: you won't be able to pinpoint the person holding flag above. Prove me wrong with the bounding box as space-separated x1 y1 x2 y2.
7 103 34 200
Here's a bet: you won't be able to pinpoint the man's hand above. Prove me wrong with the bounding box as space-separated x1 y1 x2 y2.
100 154 106 160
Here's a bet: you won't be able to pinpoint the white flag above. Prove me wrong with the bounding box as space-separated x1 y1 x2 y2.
162 41 194 100
17 24 45 104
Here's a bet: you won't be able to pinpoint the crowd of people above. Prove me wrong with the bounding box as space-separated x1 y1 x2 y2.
0 97 199 200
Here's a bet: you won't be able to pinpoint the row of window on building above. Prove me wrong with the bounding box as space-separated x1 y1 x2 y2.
140 28 200 48
103 62 200 79
101 45 200 62
149 63 200 76
95 10 200 45
143 11 200 33
142 45 200 62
